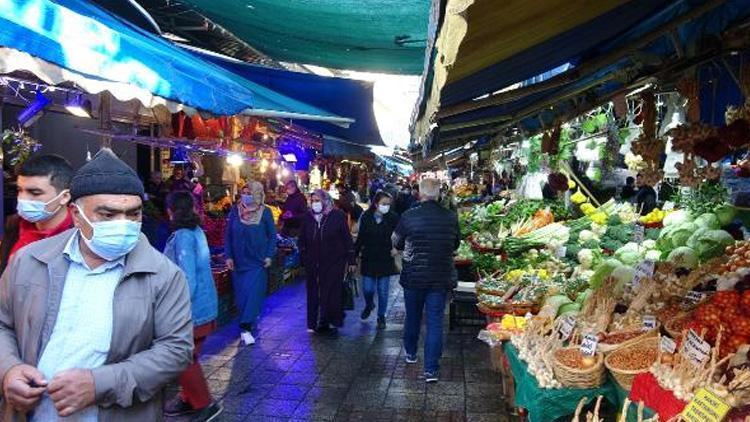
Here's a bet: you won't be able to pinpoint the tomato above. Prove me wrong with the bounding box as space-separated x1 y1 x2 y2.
713 291 741 308
741 290 750 314
734 319 750 337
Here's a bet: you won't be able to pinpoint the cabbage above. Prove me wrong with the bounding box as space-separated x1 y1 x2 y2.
693 230 735 261
714 204 736 227
589 258 622 289
617 251 642 266
644 249 662 262
670 222 698 248
663 209 692 227
611 266 636 298
540 295 573 318
694 213 720 230
667 246 699 269
614 243 640 262
686 227 709 250
642 239 657 250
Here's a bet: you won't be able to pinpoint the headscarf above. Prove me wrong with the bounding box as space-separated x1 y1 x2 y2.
311 188 333 222
238 181 266 225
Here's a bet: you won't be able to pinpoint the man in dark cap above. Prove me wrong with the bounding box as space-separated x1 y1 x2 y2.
0 149 194 421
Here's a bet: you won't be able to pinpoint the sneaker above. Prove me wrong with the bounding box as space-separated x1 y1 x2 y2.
424 371 439 383
405 354 418 364
240 331 255 346
377 317 386 329
189 402 223 422
360 304 374 320
164 397 195 417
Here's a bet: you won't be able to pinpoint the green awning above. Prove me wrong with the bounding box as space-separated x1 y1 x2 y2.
179 0 430 74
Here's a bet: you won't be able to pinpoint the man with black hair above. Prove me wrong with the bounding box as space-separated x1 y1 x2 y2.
0 154 74 274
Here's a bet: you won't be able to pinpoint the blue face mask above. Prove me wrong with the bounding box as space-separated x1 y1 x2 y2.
16 190 68 223
76 204 141 261
240 194 254 206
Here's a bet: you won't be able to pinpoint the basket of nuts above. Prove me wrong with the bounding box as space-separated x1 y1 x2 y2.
597 326 660 354
552 347 606 388
604 336 659 390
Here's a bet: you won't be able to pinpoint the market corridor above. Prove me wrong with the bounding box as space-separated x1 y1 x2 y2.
165 280 510 422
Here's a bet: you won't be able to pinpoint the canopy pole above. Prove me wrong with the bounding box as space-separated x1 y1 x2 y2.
561 162 600 208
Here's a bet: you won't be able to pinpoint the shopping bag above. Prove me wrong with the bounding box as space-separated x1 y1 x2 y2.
342 272 358 311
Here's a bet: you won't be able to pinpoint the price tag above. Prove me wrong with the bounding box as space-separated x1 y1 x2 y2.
631 260 655 288
681 388 731 422
559 315 576 341
660 336 677 354
683 291 705 307
642 315 657 331
555 246 567 258
580 333 599 356
682 329 711 366
633 224 645 243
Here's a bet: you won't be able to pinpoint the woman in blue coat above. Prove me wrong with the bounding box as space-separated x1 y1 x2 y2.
225 181 277 345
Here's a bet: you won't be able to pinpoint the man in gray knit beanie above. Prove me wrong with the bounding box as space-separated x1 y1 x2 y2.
0 148 193 421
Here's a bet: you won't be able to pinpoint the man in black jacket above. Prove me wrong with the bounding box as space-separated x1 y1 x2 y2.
392 178 460 383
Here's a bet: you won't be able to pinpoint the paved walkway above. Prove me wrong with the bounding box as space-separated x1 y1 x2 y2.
167 279 511 421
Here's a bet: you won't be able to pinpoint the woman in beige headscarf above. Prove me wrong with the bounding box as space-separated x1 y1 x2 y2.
225 181 277 345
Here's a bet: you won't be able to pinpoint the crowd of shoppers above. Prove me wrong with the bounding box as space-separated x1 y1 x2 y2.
0 146 460 421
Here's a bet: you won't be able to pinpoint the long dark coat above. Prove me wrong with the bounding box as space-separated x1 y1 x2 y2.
354 209 400 278
298 209 355 329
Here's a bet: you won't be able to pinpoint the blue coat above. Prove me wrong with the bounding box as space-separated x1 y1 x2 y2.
164 226 218 326
225 206 277 271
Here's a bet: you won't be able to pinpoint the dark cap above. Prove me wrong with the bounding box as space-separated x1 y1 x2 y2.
70 148 144 201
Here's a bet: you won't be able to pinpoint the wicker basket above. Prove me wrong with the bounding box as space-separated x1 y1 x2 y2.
597 326 660 354
604 336 659 390
665 314 691 339
552 347 606 388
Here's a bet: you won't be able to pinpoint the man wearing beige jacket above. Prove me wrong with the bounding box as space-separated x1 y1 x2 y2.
0 149 193 421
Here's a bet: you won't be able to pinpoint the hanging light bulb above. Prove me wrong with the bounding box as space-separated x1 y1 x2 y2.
271 161 278 169
226 153 243 167
261 158 269 166
281 167 290 177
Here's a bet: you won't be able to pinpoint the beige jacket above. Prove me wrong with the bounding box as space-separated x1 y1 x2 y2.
0 229 193 421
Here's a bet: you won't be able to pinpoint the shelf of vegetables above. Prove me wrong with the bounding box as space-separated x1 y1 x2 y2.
469 191 750 420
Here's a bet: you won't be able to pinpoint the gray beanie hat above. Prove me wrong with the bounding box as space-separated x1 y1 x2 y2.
70 148 144 201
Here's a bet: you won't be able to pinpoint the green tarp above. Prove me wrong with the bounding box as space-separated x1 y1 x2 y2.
179 0 430 74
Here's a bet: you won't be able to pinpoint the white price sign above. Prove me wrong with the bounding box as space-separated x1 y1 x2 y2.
633 224 645 243
631 260 655 288
683 291 705 307
660 336 677 354
682 329 711 366
580 333 599 356
555 246 567 258
642 315 657 331
559 315 576 341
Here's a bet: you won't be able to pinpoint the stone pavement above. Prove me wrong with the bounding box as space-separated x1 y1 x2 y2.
166 279 512 421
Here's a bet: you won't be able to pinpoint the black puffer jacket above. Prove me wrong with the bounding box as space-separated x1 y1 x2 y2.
393 200 459 290
355 209 400 277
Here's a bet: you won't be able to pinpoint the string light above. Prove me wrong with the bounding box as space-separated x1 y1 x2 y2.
271 161 278 169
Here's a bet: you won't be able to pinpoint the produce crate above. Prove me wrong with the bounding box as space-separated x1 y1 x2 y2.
449 290 485 329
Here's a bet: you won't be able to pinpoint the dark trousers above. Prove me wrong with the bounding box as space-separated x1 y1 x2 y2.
179 321 216 410
403 287 448 373
306 266 345 329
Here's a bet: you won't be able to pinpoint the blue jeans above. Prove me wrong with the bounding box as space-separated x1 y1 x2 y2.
403 287 448 373
362 276 391 318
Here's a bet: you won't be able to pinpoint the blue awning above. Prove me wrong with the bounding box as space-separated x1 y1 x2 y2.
196 51 385 147
0 0 349 123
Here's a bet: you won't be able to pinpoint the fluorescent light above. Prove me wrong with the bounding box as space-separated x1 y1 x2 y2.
226 154 243 167
65 94 92 118
282 153 297 162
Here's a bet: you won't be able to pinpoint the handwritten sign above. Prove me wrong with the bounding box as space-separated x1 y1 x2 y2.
660 336 677 354
580 333 599 356
642 315 657 331
559 315 576 341
633 224 645 244
632 260 655 288
682 329 711 366
683 291 705 307
681 388 730 422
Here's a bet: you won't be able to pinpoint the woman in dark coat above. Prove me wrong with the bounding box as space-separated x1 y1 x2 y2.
299 189 355 334
354 191 399 329
280 180 308 237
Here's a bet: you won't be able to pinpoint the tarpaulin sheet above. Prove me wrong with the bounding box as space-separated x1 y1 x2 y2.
201 52 384 146
0 0 347 120
179 0 430 74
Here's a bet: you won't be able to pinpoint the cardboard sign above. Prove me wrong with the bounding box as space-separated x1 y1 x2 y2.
633 224 645 243
683 291 705 307
682 329 711 366
681 388 731 422
559 315 576 341
642 315 657 331
660 336 677 354
580 333 599 356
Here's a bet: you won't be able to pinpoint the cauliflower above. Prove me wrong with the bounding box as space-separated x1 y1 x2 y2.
591 223 608 237
642 239 657 250
577 248 594 269
644 249 662 262
578 230 597 243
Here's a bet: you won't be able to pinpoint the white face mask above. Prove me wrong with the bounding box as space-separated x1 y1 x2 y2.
377 204 390 215
311 201 323 214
